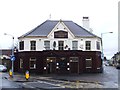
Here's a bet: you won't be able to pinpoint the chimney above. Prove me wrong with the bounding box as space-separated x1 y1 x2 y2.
82 17 90 31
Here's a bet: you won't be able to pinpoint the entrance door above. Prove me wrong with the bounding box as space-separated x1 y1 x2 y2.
46 57 56 74
70 57 79 74
70 62 78 73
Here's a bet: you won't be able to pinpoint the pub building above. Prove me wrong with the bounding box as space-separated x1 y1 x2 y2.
14 17 103 74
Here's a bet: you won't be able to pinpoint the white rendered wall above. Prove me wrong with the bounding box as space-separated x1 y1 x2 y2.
18 22 101 52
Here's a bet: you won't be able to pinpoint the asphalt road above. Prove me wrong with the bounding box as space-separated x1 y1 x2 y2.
0 66 119 89
0 72 23 89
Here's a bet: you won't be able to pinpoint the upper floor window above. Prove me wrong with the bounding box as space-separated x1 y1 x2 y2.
44 41 50 50
30 41 36 50
96 41 100 50
54 31 68 38
72 41 78 50
19 41 24 50
58 41 64 50
85 41 91 50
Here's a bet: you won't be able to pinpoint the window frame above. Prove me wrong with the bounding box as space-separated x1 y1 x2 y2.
19 41 24 50
72 41 78 50
30 41 36 50
96 41 100 50
44 41 50 50
58 41 64 50
20 59 23 69
85 58 92 68
85 41 91 50
29 58 36 69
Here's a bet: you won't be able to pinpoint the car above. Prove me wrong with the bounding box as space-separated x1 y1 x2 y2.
116 64 120 69
0 65 7 72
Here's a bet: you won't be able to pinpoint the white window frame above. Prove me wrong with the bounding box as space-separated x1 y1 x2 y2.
44 41 50 50
30 41 36 50
85 41 91 50
72 41 78 50
96 41 100 50
58 41 64 50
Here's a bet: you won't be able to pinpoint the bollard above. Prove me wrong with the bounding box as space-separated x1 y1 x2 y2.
76 80 79 88
9 69 13 78
25 70 30 80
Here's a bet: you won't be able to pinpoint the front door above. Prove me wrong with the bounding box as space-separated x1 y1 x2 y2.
70 57 79 73
46 57 56 74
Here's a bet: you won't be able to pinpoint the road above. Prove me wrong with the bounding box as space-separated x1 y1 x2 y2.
0 66 119 89
0 72 23 89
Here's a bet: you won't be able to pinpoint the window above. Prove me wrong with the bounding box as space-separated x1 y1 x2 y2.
44 41 50 50
86 58 92 68
30 41 36 50
19 41 24 50
85 41 91 50
54 31 68 38
29 58 36 69
96 41 100 50
70 57 79 62
72 41 78 50
58 41 64 50
20 59 23 69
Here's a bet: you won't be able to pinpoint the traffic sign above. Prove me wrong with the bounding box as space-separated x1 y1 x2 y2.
10 55 15 61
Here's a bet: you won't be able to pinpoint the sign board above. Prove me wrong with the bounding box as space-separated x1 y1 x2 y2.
10 55 15 61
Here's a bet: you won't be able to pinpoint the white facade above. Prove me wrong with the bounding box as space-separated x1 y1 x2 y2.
18 21 101 52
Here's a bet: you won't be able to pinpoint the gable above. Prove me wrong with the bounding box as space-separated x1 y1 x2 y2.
47 21 75 39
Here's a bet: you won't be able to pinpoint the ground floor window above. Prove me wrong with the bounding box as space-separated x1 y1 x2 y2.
20 59 23 69
86 58 92 68
29 58 36 69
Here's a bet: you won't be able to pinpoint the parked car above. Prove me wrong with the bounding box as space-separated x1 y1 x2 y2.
116 64 120 69
0 65 7 72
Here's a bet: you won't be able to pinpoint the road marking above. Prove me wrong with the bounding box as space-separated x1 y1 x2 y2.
23 83 35 88
37 81 63 88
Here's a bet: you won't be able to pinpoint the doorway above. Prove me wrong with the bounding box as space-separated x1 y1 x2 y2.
46 57 56 74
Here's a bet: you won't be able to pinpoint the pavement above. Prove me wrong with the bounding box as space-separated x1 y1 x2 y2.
3 66 119 89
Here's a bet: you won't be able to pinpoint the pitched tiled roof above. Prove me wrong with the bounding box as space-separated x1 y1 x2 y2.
19 20 98 38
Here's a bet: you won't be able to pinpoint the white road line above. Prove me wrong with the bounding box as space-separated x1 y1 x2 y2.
37 81 63 88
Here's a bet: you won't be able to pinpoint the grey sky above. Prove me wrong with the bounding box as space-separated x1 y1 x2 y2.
0 0 118 59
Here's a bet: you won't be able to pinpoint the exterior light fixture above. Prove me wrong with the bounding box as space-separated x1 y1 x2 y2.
56 63 59 65
67 63 69 65
67 68 70 70
56 66 59 69
44 67 46 70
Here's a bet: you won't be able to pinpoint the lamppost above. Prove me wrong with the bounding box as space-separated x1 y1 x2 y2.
4 33 15 77
101 32 113 61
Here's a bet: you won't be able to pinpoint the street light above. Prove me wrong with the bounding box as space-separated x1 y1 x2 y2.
4 33 15 77
101 32 113 61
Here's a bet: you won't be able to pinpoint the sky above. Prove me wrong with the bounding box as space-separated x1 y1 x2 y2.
0 0 119 59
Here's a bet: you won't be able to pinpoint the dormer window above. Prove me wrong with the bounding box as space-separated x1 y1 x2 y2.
54 31 68 38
